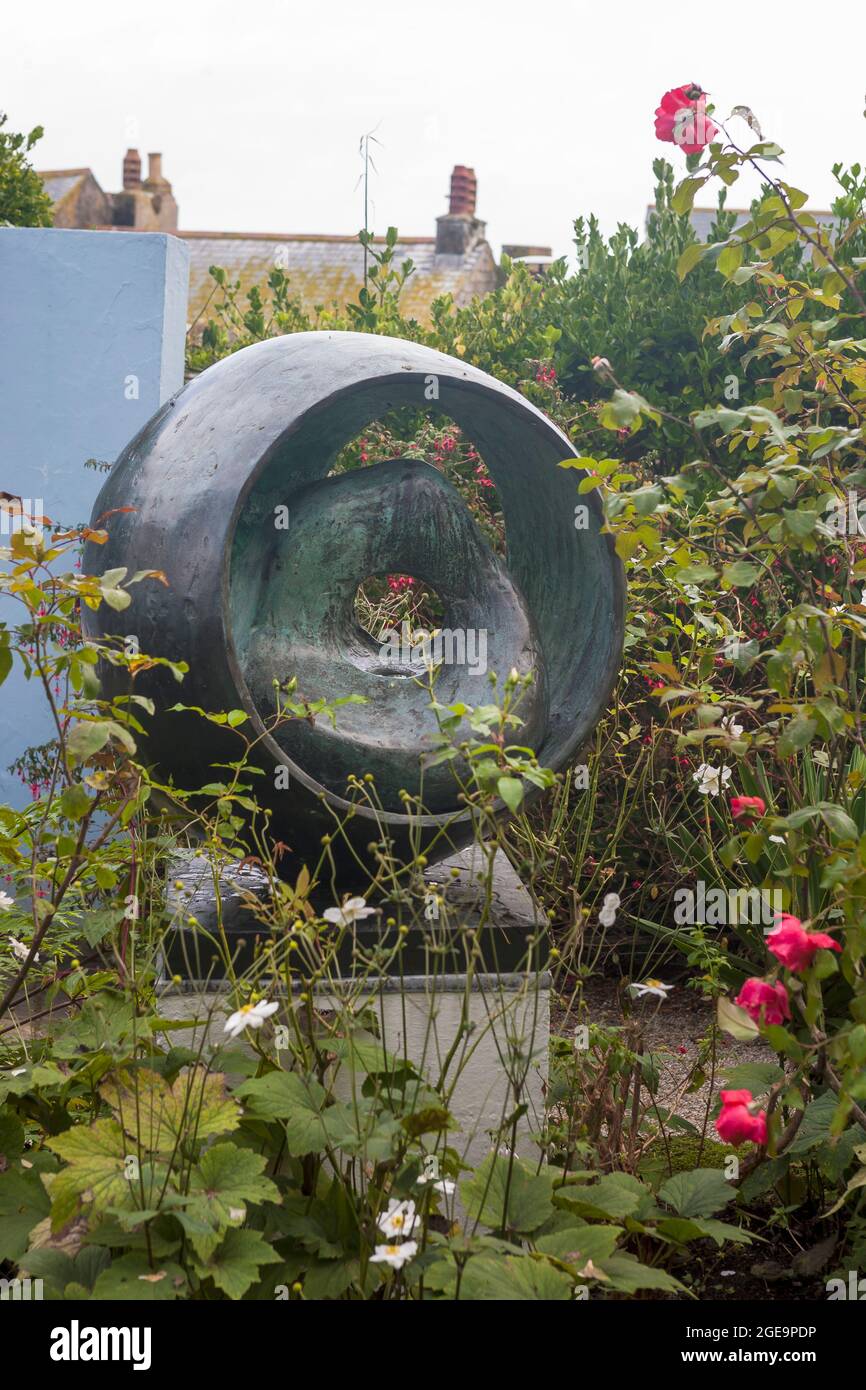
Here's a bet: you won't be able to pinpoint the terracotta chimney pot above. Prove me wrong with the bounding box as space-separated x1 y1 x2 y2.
448 165 477 217
122 148 141 190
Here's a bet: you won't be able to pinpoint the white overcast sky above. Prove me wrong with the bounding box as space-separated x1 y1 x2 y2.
3 0 865 261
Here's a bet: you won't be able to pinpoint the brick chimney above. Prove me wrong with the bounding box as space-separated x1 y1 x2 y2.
436 164 485 256
122 148 141 190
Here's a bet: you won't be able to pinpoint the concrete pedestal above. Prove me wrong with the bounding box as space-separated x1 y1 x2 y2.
156 845 549 1176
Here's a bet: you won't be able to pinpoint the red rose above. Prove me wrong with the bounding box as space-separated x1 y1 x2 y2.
655 84 719 154
730 795 766 821
767 916 841 973
735 977 790 1027
716 1089 767 1145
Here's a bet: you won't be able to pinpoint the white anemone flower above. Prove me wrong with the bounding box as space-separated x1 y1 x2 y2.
377 1199 420 1240
322 896 377 927
0 891 14 912
769 834 786 845
598 891 621 927
416 1156 456 1195
10 937 38 964
370 1241 418 1270
693 763 732 796
631 979 674 1000
223 999 279 1038
720 715 744 738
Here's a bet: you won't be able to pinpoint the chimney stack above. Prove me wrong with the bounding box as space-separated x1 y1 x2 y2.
436 164 484 256
448 165 477 217
122 148 141 189
145 152 165 186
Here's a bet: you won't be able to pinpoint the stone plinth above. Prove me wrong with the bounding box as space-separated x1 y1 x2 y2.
156 845 549 1178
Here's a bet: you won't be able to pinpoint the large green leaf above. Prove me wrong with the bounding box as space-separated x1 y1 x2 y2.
184 1142 280 1245
659 1169 735 1219
101 1066 239 1153
557 1172 658 1222
191 1227 281 1299
787 1090 843 1154
534 1224 621 1264
46 1119 132 1224
656 1216 751 1247
91 1252 188 1300
721 1062 785 1097
235 1071 328 1153
595 1252 686 1295
458 1254 573 1301
461 1154 556 1234
0 1167 51 1260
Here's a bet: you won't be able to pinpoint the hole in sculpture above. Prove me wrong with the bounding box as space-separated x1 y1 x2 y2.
354 574 447 647
331 412 504 560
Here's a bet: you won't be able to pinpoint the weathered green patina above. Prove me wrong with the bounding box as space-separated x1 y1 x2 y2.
83 331 624 875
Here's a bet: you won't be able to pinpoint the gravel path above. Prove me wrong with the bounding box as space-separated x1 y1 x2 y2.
557 977 773 1131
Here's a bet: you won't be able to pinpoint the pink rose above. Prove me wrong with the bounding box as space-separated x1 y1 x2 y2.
735 977 790 1027
730 795 766 821
654 84 719 155
716 1089 767 1145
767 915 841 973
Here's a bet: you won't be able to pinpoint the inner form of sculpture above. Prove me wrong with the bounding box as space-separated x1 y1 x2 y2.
83 332 624 878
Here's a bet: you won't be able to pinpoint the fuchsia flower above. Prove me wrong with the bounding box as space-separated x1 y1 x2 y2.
767 915 841 973
730 795 766 821
654 83 719 154
716 1090 767 1145
735 977 790 1027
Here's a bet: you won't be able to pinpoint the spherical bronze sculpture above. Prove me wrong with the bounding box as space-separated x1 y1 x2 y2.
84 332 623 874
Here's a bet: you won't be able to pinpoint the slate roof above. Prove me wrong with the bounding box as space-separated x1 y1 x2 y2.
39 170 90 203
179 230 499 331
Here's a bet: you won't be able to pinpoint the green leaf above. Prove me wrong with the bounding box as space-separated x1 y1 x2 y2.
65 720 112 763
656 1215 751 1247
534 1224 620 1264
721 1062 785 1097
595 1252 686 1295
235 1072 327 1154
46 1119 132 1222
659 1168 735 1219
674 564 717 585
717 996 760 1041
717 243 744 279
59 783 93 820
722 561 760 588
91 1252 188 1300
671 177 707 216
186 1143 280 1235
80 908 125 948
101 1067 240 1153
0 1167 50 1260
0 1113 25 1161
497 777 524 813
677 243 707 281
557 1172 657 1222
788 1091 842 1154
302 1257 360 1299
777 718 817 757
461 1154 556 1234
782 507 818 539
458 1254 573 1300
191 1226 281 1299
819 804 858 841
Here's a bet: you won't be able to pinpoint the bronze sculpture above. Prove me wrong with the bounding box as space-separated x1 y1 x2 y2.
84 332 624 875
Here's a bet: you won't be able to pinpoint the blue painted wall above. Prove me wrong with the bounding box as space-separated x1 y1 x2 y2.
0 228 189 804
